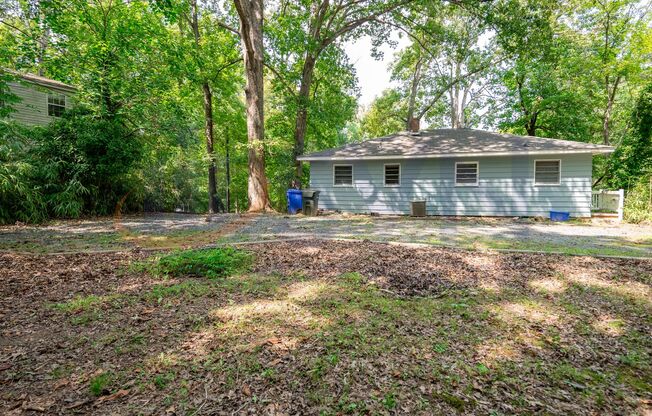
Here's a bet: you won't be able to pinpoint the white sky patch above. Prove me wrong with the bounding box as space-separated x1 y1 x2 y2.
344 33 410 109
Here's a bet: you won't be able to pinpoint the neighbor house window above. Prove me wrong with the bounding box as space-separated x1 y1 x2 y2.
384 164 400 186
333 164 353 186
48 93 66 117
534 160 561 185
455 161 479 186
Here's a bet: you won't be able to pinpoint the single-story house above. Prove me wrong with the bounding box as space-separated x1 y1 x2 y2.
297 128 614 217
3 70 76 126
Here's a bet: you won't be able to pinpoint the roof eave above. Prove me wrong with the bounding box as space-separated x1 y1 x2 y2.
20 78 77 93
4 69 77 93
297 148 614 161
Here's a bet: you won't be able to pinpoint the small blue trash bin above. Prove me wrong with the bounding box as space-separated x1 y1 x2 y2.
549 211 570 221
287 189 303 214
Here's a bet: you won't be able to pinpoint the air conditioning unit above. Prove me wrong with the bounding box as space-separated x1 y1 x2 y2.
411 200 426 217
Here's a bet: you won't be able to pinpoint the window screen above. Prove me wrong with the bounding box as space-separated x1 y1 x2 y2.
48 94 66 117
455 162 478 185
534 160 560 185
384 164 400 186
333 165 353 186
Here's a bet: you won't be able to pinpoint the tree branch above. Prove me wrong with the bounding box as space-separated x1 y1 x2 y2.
217 21 240 37
417 59 498 119
263 61 297 97
319 0 415 52
0 20 30 37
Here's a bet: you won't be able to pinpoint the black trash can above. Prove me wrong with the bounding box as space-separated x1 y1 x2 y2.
301 190 320 216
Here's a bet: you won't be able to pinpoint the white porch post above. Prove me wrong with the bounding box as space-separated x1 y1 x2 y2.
617 188 624 221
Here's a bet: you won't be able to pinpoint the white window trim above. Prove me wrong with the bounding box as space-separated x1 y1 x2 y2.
455 161 479 187
383 163 401 187
333 164 353 187
533 159 562 186
47 93 66 117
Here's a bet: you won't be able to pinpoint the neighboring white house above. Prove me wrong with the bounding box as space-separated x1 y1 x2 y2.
298 128 615 218
3 70 76 126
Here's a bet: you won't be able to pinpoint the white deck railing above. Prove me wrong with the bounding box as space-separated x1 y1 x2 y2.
591 189 624 221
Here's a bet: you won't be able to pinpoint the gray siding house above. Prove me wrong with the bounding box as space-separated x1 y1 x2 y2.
298 129 614 218
4 70 75 126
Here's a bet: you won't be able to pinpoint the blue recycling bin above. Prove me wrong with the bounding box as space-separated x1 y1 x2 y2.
287 189 303 214
549 211 570 221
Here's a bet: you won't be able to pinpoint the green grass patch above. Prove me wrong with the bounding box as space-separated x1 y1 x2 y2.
153 371 176 389
90 372 113 396
454 235 650 258
144 247 253 278
146 281 213 302
54 294 122 313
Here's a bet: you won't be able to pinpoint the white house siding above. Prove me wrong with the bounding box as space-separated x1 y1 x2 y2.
7 81 73 126
308 153 593 217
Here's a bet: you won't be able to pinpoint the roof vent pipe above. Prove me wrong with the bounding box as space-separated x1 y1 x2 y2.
408 117 420 135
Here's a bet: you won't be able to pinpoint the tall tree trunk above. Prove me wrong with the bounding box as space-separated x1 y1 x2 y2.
202 82 224 213
290 0 410 181
459 84 469 128
450 61 461 128
406 56 423 131
234 0 272 212
525 112 538 136
225 126 231 213
292 54 316 182
37 26 50 76
602 75 621 145
191 0 224 213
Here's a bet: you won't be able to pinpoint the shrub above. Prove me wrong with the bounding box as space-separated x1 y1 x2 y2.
152 247 252 278
624 176 652 223
0 108 146 223
0 121 46 224
34 108 144 216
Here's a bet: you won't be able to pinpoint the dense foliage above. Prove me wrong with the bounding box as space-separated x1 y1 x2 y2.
0 0 650 222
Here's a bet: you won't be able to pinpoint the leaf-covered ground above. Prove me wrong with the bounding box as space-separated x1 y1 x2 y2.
1 240 651 415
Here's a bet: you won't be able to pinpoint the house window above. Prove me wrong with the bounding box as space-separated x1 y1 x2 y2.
333 164 353 186
384 164 400 186
534 160 561 185
48 93 66 117
455 161 479 186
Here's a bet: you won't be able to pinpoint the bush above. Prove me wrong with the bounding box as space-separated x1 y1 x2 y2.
0 108 146 224
151 247 252 278
34 108 144 216
624 176 652 223
0 121 46 224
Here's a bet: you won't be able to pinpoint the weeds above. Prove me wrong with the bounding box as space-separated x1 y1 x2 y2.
144 247 252 278
90 372 112 396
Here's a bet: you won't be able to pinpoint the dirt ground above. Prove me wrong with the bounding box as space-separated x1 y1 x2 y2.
1 213 650 257
1 240 650 415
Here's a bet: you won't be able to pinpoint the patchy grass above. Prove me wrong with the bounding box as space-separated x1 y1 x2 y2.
145 281 213 303
141 247 253 278
54 293 124 314
450 235 652 257
89 372 113 397
1 243 651 415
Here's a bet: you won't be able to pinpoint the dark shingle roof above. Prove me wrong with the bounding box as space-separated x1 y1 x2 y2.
5 69 77 93
298 129 614 161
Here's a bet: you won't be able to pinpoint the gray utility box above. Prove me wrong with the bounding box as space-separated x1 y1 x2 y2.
411 200 426 217
302 190 320 216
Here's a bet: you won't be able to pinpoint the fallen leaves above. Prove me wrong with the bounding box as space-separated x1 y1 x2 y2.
95 389 129 404
0 240 650 415
247 239 652 297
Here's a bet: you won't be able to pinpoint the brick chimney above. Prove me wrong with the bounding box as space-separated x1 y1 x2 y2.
408 117 420 133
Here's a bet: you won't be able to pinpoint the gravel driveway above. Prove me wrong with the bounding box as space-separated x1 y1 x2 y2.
230 214 652 257
1 212 650 257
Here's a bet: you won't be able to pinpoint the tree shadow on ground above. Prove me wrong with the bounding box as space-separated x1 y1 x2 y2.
0 240 650 414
